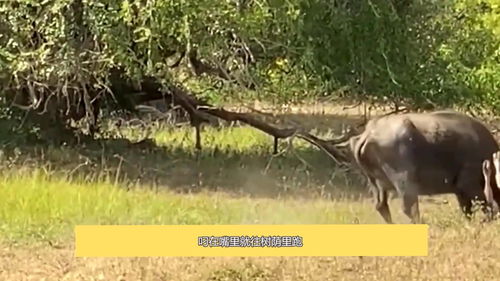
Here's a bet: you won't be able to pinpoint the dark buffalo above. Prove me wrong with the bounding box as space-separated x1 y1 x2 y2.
347 110 500 223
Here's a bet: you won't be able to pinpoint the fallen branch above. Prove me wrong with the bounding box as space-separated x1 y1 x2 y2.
107 67 354 165
169 84 297 153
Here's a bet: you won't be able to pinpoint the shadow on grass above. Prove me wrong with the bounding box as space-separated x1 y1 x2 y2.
0 111 370 200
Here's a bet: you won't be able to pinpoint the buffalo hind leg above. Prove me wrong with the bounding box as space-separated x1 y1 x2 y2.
455 192 474 220
402 191 421 224
371 178 393 224
376 189 393 224
455 163 488 219
456 194 491 221
385 170 421 224
383 169 421 223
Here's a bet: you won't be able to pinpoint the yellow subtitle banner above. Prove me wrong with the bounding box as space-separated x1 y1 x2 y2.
74 224 428 257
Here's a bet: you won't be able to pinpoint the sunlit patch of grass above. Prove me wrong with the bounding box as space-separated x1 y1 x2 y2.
2 166 496 245
153 126 276 153
0 168 374 243
0 121 364 202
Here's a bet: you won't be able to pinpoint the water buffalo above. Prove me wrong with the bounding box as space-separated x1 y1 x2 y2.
347 110 500 224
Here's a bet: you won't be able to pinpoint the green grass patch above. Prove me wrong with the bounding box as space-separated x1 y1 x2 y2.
153 126 275 153
3 122 363 201
0 168 373 243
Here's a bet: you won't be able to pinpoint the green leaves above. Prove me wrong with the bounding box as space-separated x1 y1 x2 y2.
0 0 499 116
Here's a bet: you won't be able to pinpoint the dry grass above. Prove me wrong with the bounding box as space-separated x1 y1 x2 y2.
2 197 500 281
1 171 500 280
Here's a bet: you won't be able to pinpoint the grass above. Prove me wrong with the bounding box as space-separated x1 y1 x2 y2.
2 166 500 280
0 115 368 243
2 104 500 280
1 116 366 200
0 168 373 243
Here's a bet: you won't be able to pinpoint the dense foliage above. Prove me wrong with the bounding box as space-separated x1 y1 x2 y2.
0 0 498 134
